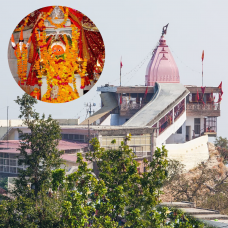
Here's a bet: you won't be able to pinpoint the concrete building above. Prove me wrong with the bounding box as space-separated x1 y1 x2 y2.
0 139 88 177
2 28 223 172
78 31 222 171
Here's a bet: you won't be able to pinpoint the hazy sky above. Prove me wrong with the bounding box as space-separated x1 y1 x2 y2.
1 0 228 139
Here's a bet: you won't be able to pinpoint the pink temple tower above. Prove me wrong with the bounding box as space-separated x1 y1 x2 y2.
145 25 180 86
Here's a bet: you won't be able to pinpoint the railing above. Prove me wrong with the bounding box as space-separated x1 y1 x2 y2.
192 127 217 139
174 99 185 121
159 110 173 134
186 103 220 111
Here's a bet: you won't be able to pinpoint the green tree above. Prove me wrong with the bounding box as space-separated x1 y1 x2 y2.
86 137 169 227
13 93 63 197
0 94 209 227
214 136 228 164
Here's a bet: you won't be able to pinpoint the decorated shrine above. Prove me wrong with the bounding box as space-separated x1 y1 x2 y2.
9 6 105 103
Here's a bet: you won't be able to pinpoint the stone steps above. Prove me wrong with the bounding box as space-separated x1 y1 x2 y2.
161 201 228 227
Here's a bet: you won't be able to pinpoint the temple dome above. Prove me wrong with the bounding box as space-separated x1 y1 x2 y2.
145 36 180 86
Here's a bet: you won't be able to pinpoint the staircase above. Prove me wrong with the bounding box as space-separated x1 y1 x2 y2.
124 83 189 146
160 202 228 227
1 127 13 140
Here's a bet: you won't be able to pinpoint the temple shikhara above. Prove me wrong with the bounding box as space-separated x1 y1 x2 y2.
1 25 223 176
8 6 105 103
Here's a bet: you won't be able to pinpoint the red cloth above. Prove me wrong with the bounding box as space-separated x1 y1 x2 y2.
197 89 199 101
120 94 122 105
38 6 53 13
26 53 39 86
84 30 105 80
218 81 223 96
120 57 123 68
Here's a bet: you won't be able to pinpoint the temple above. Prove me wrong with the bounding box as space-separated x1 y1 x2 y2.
1 25 223 176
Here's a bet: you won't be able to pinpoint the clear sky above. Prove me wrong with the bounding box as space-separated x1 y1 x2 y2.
1 0 227 139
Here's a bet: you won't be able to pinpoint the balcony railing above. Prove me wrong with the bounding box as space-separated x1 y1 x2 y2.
186 103 220 111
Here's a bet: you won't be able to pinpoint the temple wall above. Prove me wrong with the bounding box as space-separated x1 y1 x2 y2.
166 121 186 144
165 135 209 171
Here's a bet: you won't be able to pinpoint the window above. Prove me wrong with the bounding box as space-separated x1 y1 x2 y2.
176 126 182 134
194 118 201 134
63 134 69 140
74 134 79 140
10 160 17 166
4 159 9 165
68 134 73 140
10 167 17 174
3 166 9 173
4 153 9 158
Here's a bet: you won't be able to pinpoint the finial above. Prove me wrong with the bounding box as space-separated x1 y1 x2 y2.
162 23 169 36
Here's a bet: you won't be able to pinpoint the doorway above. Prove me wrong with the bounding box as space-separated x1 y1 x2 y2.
186 126 191 141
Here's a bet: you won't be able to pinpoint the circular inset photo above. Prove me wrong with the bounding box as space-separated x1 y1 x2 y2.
8 6 105 103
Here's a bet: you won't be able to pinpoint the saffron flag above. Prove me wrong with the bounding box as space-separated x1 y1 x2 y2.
202 50 204 61
197 89 200 101
143 86 148 101
218 81 223 96
120 57 123 68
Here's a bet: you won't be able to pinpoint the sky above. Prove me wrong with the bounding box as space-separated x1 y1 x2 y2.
1 0 228 139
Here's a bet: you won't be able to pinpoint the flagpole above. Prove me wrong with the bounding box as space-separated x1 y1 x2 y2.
202 61 203 87
201 50 204 87
120 64 121 87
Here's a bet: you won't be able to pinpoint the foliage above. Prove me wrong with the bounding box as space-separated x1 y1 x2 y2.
0 94 209 227
0 177 8 191
13 94 64 198
214 136 228 164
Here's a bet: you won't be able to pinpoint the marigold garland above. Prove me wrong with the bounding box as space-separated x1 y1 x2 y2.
14 14 31 32
14 6 91 103
15 43 28 85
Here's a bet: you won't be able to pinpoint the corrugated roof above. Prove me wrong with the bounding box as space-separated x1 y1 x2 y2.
0 140 87 154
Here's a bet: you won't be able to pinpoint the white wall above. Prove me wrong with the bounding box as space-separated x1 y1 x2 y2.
0 120 24 127
100 114 130 126
185 115 205 140
164 135 209 171
166 121 186 144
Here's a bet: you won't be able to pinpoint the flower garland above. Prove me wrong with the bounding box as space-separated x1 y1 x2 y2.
47 7 69 29
30 8 88 103
15 43 28 85
14 14 30 32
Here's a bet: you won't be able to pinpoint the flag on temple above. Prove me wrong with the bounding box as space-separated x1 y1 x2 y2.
120 56 123 68
201 50 204 61
217 94 222 103
218 81 223 96
143 86 148 101
201 86 206 94
197 89 200 101
120 94 122 105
